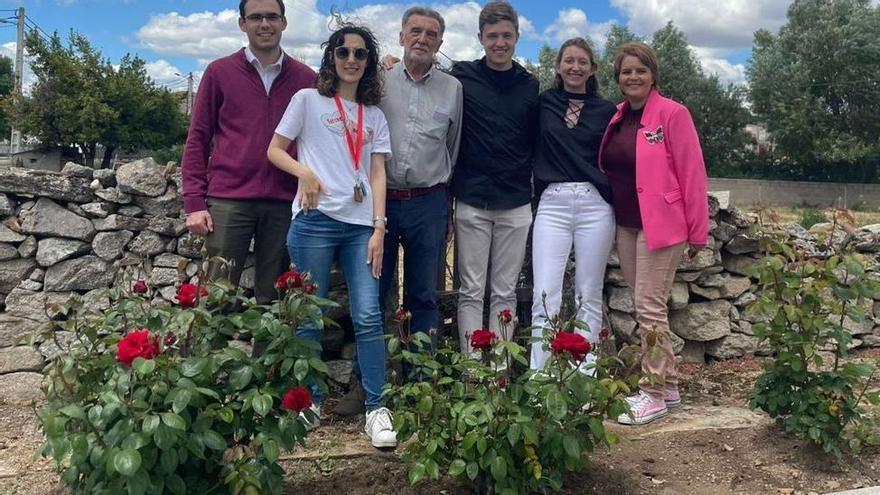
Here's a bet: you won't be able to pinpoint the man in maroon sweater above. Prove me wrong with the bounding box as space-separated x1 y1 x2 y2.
181 0 315 303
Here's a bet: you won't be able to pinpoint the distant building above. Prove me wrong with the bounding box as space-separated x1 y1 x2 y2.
745 124 774 154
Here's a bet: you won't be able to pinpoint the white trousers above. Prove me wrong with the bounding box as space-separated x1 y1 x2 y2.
455 201 532 353
529 182 615 369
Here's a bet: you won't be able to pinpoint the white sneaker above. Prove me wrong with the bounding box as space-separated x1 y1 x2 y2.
302 404 321 431
365 407 398 448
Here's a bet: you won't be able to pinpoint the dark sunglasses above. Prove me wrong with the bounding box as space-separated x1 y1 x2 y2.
244 13 283 23
334 46 369 61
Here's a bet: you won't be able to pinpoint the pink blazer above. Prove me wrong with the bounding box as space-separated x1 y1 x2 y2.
599 89 709 251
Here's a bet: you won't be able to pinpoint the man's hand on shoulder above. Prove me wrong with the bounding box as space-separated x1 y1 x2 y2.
186 210 214 236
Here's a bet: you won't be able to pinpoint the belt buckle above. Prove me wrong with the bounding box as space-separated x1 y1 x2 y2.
400 189 413 200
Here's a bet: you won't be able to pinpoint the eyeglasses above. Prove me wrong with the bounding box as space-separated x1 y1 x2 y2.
334 46 369 61
244 13 283 23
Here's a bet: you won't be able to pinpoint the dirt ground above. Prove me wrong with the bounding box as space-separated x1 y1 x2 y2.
2 352 878 495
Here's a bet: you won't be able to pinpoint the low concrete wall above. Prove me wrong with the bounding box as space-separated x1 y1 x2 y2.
709 178 880 209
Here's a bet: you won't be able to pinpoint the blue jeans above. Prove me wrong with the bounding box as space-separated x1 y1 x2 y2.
288 210 385 411
379 188 448 340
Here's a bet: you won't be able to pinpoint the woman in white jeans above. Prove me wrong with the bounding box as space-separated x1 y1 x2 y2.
529 38 617 370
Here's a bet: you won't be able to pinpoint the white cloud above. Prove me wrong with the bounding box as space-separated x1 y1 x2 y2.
611 0 790 49
542 8 616 51
692 47 746 86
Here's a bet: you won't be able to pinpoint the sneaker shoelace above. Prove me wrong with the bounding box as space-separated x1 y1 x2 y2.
628 392 653 413
369 407 393 431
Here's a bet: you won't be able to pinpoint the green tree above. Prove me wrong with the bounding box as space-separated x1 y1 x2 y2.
747 0 880 182
651 22 753 175
10 30 187 168
525 44 559 92
598 24 641 100
0 56 13 138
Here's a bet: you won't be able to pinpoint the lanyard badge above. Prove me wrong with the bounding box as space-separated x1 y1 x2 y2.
333 95 366 203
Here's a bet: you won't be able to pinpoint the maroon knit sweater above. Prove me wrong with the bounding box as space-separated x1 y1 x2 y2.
181 49 316 213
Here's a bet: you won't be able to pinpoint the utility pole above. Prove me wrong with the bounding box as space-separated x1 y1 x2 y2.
9 7 24 160
185 72 193 116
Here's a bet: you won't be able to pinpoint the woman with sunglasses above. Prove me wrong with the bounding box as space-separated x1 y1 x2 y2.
267 25 397 449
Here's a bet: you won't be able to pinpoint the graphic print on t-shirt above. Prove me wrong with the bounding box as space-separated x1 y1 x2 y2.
321 111 376 147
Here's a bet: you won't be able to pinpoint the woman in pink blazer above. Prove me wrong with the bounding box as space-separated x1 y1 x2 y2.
598 42 709 425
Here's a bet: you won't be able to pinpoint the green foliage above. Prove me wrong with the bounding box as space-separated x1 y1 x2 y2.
37 268 332 494
798 208 827 230
0 55 13 138
747 212 880 456
524 44 561 92
747 0 880 181
9 30 187 168
386 313 632 494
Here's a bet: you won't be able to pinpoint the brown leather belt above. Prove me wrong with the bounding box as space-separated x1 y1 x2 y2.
387 183 446 200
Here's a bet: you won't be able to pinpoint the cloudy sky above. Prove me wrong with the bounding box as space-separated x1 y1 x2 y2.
0 0 795 91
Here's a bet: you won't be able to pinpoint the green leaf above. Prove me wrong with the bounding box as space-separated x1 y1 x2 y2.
466 461 479 480
252 394 273 416
166 475 186 495
309 357 329 374
507 423 521 446
161 412 186 431
563 436 581 460
490 455 507 480
546 390 568 420
59 404 86 420
172 389 192 414
217 407 234 423
449 459 466 477
409 462 426 484
142 415 160 434
113 448 142 477
418 396 433 415
229 366 253 391
153 424 176 450
202 430 226 451
263 439 280 463
132 358 156 376
180 358 208 378
294 359 309 381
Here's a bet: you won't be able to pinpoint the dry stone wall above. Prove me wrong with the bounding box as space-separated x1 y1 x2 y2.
603 192 880 363
0 164 878 391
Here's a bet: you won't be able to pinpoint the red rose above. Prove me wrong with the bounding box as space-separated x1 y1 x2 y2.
470 328 497 350
498 309 513 324
132 279 148 294
281 386 312 413
303 283 316 294
599 327 610 340
116 329 160 366
394 308 410 321
275 270 303 291
550 331 592 361
176 283 207 308
496 377 507 388
163 333 177 347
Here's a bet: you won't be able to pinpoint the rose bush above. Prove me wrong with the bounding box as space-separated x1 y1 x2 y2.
386 309 633 494
37 265 334 494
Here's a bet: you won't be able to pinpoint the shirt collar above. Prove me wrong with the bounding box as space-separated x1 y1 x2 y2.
244 46 284 70
402 60 433 83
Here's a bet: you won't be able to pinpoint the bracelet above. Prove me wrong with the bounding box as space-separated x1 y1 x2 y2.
372 216 387 225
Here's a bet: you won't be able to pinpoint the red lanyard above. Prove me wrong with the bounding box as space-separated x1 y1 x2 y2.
333 95 364 171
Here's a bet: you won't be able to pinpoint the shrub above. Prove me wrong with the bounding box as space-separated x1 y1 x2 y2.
386 310 632 494
798 208 826 230
36 266 333 494
748 211 880 455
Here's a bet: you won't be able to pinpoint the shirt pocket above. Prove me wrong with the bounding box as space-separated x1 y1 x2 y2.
424 106 449 140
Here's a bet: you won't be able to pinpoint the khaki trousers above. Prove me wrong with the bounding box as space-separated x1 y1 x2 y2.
616 227 685 398
455 202 532 353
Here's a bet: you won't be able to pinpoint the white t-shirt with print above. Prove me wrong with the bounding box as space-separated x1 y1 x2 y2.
275 88 391 227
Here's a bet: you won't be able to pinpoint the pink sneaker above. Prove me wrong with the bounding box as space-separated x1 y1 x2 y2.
663 388 681 408
617 391 668 425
